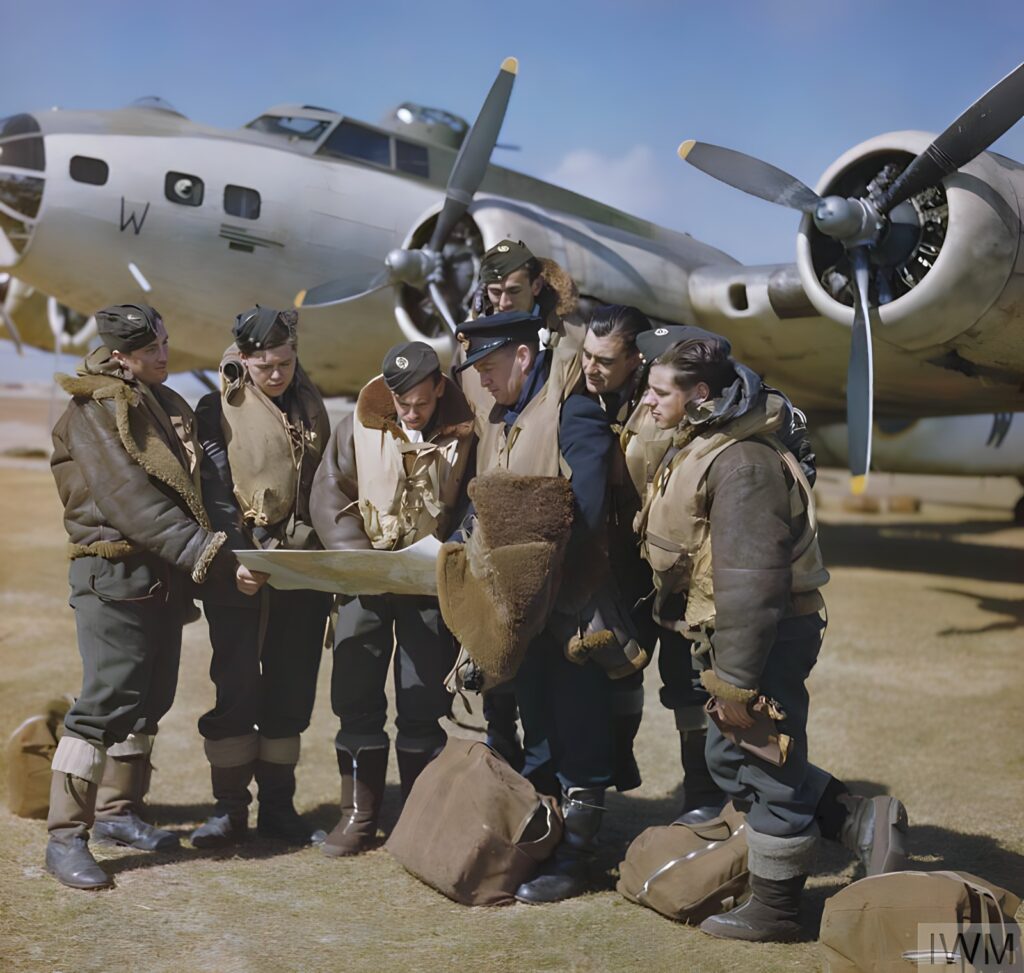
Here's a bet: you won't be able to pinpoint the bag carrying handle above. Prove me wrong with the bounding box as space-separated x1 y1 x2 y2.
932 871 1011 952
514 796 560 863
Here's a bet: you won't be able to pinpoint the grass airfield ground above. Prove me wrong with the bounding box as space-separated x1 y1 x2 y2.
1 393 1022 973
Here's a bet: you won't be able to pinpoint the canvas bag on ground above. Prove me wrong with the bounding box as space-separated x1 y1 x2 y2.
385 737 563 906
820 870 1023 973
6 695 73 817
617 802 749 924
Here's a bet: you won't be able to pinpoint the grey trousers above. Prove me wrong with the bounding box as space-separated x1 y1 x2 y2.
705 612 831 838
62 555 185 746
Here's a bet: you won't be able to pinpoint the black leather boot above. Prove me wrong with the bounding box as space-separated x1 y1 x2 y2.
190 762 254 849
700 873 806 942
94 755 179 851
515 787 605 903
323 745 388 858
674 728 726 825
45 772 113 890
255 760 325 846
817 777 909 875
484 691 524 771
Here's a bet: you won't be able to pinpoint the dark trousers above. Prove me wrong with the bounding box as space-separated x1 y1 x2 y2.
705 613 831 838
658 628 711 717
199 587 330 740
331 595 456 751
513 630 614 791
63 555 184 746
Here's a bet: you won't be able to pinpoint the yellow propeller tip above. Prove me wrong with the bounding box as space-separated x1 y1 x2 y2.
850 474 868 496
294 290 306 309
501 56 518 74
678 139 696 160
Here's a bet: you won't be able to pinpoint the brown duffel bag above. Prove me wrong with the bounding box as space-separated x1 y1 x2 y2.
820 870 1022 972
385 737 563 906
617 802 749 924
6 695 73 818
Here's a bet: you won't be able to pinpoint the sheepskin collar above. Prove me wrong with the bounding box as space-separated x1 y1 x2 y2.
538 258 579 318
55 358 211 530
355 374 474 440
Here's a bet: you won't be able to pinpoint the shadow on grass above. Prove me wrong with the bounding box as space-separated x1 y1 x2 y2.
819 519 1021 585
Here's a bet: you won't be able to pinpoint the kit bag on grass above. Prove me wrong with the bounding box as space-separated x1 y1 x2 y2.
617 802 749 924
385 737 563 906
820 870 1023 973
6 695 73 818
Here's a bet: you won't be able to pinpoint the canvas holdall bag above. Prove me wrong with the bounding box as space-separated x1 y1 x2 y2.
385 737 563 906
617 802 749 924
6 695 73 817
820 870 1023 973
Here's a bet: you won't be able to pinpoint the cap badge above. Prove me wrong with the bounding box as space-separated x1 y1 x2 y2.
654 327 668 336
395 356 409 369
127 313 141 322
497 244 510 252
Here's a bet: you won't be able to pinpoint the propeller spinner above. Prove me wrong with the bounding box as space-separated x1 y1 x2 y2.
297 57 518 334
678 60 1024 492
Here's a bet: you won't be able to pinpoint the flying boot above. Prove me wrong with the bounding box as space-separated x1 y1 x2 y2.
396 738 444 803
46 771 113 890
515 787 605 903
816 777 909 875
255 736 325 846
700 827 815 942
190 735 259 848
94 736 178 850
323 742 389 857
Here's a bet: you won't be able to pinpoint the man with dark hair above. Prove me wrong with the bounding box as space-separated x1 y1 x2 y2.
635 335 909 941
46 303 232 889
450 309 617 904
191 305 332 848
310 341 475 857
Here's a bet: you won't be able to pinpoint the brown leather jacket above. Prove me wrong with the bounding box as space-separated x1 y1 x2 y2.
50 349 226 583
310 374 475 551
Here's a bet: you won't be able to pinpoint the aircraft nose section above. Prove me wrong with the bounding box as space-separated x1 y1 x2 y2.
0 113 45 267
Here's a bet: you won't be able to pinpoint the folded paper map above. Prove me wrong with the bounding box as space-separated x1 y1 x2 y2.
235 535 442 596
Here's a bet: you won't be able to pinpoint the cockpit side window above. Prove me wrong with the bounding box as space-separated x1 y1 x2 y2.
224 185 261 220
70 156 109 186
316 121 391 168
395 140 429 178
165 171 204 207
246 115 330 142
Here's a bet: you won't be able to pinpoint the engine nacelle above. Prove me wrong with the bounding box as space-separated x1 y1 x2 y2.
796 131 1024 372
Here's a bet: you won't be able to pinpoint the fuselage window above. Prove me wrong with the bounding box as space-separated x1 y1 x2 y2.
224 185 261 220
165 171 204 207
69 156 109 186
395 140 429 178
317 121 391 168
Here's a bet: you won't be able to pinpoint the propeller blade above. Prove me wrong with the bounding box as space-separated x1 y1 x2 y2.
428 57 518 253
876 61 1024 214
428 281 459 336
296 269 390 309
678 140 822 213
846 246 874 494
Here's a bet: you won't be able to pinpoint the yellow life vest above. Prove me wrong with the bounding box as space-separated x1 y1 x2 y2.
351 376 474 551
637 393 829 634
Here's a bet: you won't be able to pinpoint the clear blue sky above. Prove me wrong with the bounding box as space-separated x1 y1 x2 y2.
2 0 1023 266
